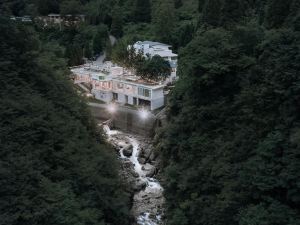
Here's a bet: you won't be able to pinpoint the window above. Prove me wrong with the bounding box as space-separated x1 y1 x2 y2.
113 93 118 101
144 89 151 97
138 87 151 98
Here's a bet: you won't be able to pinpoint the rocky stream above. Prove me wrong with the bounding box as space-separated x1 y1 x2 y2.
103 125 165 225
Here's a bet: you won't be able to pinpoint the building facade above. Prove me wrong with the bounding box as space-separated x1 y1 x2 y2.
72 63 165 110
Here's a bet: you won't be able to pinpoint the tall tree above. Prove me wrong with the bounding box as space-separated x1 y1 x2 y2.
265 0 293 28
111 5 123 38
152 0 176 43
93 24 108 54
202 0 222 27
174 0 183 9
0 17 131 225
134 0 151 22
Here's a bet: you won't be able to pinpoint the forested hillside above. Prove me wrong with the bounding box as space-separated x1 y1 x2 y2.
1 0 300 225
0 18 131 225
156 1 300 225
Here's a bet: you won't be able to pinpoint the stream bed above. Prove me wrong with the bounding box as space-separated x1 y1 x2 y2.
103 125 164 225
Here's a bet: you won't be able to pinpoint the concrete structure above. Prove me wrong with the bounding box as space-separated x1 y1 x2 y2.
71 62 165 111
71 41 178 111
89 103 157 136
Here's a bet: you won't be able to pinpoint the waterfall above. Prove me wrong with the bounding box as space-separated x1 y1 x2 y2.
103 125 164 225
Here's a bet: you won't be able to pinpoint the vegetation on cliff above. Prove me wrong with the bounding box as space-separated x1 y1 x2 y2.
1 0 300 225
156 1 300 224
0 18 131 225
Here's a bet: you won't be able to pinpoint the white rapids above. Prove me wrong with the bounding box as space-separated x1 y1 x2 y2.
103 125 164 225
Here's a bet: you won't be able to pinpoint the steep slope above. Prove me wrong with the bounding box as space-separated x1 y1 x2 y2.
156 1 300 225
0 18 131 225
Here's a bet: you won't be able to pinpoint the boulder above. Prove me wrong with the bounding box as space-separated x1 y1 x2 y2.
133 178 147 192
138 157 146 164
123 144 133 157
142 163 156 177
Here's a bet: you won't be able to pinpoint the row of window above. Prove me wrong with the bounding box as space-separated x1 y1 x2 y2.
115 82 152 98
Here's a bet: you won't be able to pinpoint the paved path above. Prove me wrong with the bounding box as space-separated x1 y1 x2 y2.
109 35 117 46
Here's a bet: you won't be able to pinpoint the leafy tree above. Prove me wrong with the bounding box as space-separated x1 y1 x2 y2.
221 0 247 25
265 0 293 28
198 0 206 12
152 0 176 43
60 0 83 15
174 0 183 9
136 55 171 81
0 17 131 225
65 43 84 66
155 6 300 224
111 5 123 38
93 24 108 54
134 0 151 22
84 42 92 58
37 0 59 15
202 0 222 27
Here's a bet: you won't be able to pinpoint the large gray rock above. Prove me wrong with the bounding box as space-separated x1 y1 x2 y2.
123 144 133 157
133 178 147 192
142 163 156 177
138 157 146 164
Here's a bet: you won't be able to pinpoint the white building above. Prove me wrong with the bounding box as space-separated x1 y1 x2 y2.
71 41 178 111
132 41 178 83
72 63 165 110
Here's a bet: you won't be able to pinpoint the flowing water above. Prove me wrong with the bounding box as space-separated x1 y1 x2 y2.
103 125 164 225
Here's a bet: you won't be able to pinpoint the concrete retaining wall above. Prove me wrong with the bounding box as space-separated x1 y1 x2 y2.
89 104 157 136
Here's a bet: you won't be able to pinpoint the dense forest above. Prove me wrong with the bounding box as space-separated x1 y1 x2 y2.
156 1 300 225
1 0 300 225
0 18 131 224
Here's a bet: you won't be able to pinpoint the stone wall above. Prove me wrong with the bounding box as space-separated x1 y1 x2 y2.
90 105 157 136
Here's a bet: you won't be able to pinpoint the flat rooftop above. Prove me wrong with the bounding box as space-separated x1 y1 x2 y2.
113 76 165 89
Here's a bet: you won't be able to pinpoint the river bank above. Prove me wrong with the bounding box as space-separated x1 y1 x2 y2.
103 125 165 225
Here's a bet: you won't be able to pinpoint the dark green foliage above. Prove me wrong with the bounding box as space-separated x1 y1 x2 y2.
137 55 171 81
84 42 93 58
174 0 183 9
153 0 176 43
37 0 59 15
65 44 84 66
198 0 206 12
0 18 131 225
202 0 222 27
133 0 151 22
155 1 300 225
172 21 195 49
60 0 83 15
111 5 123 38
221 0 246 25
265 0 293 28
93 24 109 54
